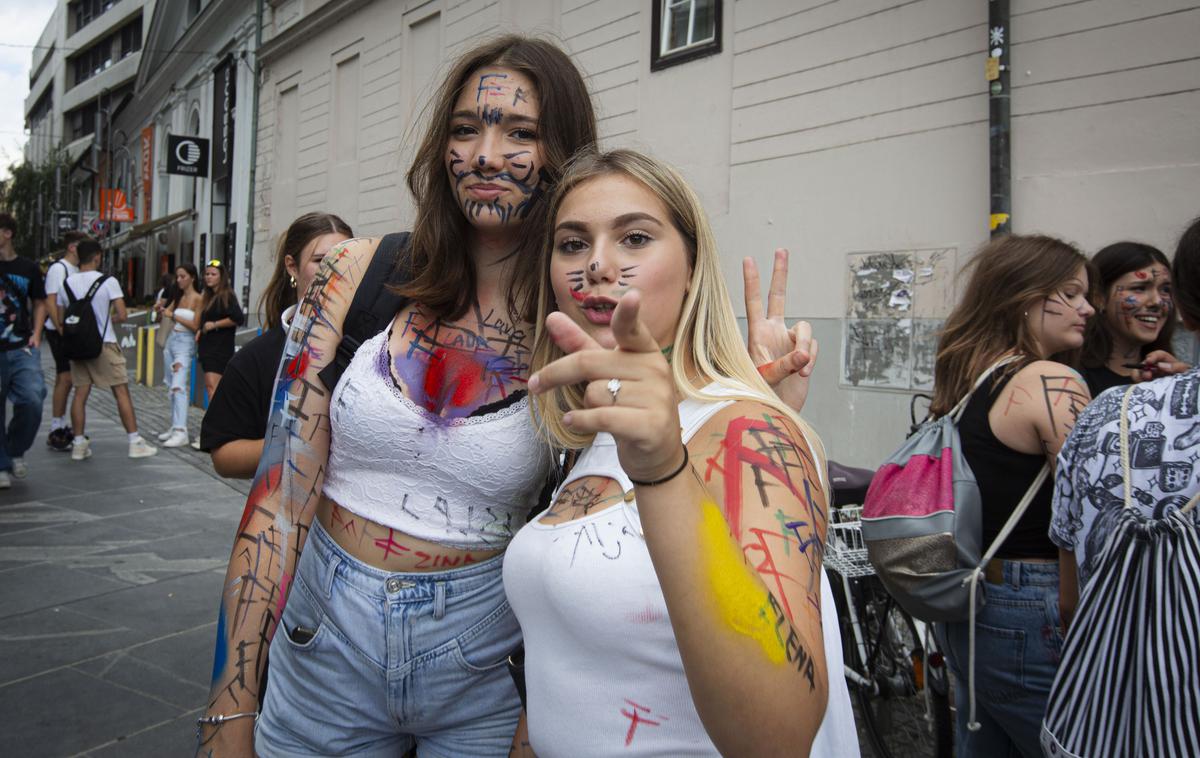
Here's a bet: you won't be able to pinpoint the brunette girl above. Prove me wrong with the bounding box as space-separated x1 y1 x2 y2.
200 36 597 757
159 264 202 448
1079 241 1187 396
200 213 352 478
929 235 1095 757
510 149 858 757
196 259 245 403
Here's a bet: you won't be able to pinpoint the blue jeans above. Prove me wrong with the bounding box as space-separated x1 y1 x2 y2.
0 346 47 472
162 331 194 430
937 561 1063 758
255 520 522 757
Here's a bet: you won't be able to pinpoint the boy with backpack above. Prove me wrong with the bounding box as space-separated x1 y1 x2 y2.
57 239 157 460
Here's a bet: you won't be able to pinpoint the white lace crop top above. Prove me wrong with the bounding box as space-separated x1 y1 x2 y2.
322 330 551 550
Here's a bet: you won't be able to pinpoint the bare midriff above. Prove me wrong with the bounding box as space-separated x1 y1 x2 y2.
316 496 504 572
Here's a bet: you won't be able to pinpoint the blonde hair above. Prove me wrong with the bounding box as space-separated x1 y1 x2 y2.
530 149 828 496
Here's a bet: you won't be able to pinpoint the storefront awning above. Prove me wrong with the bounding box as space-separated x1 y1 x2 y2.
127 208 194 240
64 135 94 168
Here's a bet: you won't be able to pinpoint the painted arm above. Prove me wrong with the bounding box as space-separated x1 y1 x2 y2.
743 249 817 412
508 712 536 757
197 238 377 756
529 293 828 756
990 360 1092 467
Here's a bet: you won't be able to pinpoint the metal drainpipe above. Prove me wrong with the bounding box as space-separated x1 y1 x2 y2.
241 0 264 318
988 0 1011 237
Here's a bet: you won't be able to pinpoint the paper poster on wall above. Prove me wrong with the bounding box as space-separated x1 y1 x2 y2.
841 248 955 390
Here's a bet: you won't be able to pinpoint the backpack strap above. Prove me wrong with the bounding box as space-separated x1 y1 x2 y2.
83 274 109 302
316 232 412 392
949 355 1021 422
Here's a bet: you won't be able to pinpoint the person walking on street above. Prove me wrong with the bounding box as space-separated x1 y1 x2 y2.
196 260 244 399
41 230 85 452
0 212 48 489
158 264 202 448
57 238 157 461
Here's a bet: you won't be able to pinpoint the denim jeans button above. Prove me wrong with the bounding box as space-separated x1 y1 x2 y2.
386 577 414 593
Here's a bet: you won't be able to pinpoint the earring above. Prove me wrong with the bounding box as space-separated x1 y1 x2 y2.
289 275 297 288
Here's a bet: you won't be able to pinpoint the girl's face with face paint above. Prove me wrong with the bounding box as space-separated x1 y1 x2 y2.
445 66 544 233
1104 264 1173 347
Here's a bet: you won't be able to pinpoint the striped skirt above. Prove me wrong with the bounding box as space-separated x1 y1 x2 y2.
1041 507 1200 757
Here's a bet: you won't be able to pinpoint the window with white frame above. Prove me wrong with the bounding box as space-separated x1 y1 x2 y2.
651 0 721 71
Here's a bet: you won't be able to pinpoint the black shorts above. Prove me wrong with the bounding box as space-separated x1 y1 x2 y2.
198 350 233 375
44 329 71 374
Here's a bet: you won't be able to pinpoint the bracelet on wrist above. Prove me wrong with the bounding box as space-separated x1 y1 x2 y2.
196 712 257 727
629 446 690 487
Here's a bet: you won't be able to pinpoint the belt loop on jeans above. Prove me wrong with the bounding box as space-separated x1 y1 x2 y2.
433 581 446 620
323 552 342 599
984 559 1005 586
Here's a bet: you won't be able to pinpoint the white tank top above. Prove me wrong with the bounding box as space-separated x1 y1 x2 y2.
503 384 859 757
322 330 551 550
173 307 195 332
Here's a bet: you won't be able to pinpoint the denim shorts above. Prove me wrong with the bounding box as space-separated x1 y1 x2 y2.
255 520 522 758
937 560 1064 758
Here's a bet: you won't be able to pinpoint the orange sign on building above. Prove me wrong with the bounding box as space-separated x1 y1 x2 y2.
140 125 154 222
99 189 135 222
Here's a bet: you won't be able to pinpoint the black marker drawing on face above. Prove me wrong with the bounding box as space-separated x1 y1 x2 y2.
512 87 528 107
476 73 508 101
618 265 639 288
481 105 504 126
589 262 599 272
504 151 529 169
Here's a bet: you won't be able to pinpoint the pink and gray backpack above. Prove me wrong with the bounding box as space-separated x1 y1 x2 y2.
861 357 1048 622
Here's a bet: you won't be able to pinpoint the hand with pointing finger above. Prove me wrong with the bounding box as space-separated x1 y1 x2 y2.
528 290 686 485
743 249 818 412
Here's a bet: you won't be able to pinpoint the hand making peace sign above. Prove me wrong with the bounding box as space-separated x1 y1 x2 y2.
743 248 817 412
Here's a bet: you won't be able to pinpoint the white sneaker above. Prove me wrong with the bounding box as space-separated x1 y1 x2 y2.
71 437 92 461
11 457 27 478
162 430 190 448
0 471 10 489
190 438 201 450
129 437 159 459
157 429 175 442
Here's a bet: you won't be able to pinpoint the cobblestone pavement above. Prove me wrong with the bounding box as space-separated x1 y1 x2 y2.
0 355 247 757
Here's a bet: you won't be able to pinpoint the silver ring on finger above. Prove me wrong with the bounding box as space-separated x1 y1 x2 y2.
607 378 621 405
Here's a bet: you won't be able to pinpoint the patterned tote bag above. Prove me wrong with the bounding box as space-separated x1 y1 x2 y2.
1041 384 1200 758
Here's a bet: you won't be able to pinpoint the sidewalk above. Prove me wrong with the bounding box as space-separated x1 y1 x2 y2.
0 352 249 757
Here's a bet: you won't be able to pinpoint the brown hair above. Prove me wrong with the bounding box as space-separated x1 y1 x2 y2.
1080 241 1175 369
61 230 88 248
202 261 235 313
930 234 1091 417
1174 215 1200 328
259 212 353 330
0 213 15 235
399 34 597 323
171 262 201 307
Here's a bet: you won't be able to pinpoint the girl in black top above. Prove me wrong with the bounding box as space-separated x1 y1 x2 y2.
196 259 244 402
929 235 1095 758
200 213 352 478
1079 241 1189 397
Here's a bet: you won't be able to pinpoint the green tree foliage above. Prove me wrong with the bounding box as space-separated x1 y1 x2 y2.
0 153 67 260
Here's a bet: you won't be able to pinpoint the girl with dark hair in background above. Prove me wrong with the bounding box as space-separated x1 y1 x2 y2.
201 35 599 757
929 235 1094 758
159 264 202 448
196 259 245 406
200 212 352 478
1078 241 1188 397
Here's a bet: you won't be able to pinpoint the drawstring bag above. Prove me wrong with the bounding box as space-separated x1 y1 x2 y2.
1041 384 1200 757
862 355 1048 730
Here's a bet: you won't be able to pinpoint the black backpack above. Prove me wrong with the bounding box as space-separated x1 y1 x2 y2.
61 275 111 361
317 232 412 392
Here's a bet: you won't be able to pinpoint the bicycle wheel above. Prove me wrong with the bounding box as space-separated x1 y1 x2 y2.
853 581 953 758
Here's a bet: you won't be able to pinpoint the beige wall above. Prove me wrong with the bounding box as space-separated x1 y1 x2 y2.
251 0 1200 467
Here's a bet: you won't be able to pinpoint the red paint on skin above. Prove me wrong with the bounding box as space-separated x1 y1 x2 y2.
1134 270 1150 279
286 349 310 379
239 462 283 532
422 348 488 413
569 289 586 302
704 416 812 540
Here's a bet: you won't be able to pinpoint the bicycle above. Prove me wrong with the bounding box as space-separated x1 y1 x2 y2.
824 462 953 758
